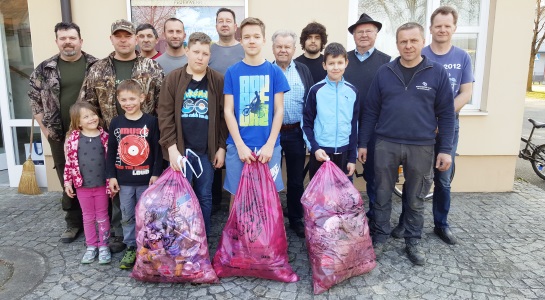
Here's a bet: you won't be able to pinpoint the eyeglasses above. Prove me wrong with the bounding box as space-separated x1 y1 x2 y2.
355 30 377 36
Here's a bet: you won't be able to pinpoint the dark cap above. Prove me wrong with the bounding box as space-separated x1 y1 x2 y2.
111 19 135 35
348 13 382 34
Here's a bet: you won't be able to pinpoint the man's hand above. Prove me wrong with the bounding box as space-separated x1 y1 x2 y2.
358 148 368 164
237 143 256 164
213 148 226 169
346 162 356 176
149 176 158 186
168 145 183 172
64 185 75 198
315 149 329 162
258 143 274 164
436 153 452 172
109 178 120 195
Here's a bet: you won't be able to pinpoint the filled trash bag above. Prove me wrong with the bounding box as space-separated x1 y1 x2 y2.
212 160 299 282
131 168 218 283
302 161 376 294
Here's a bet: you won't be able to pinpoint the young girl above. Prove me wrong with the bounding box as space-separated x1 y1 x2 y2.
64 102 111 264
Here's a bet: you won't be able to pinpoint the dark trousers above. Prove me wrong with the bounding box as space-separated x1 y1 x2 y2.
309 151 349 181
364 133 377 219
48 137 83 229
372 139 433 243
280 127 306 225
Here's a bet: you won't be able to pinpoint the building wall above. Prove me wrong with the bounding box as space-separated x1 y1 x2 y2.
27 0 534 193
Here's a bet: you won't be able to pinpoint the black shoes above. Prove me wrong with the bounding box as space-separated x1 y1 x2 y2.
109 235 127 253
390 224 404 239
289 222 305 238
405 239 425 266
434 227 458 245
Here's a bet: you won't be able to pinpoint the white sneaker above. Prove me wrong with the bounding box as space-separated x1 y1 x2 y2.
98 246 111 264
81 246 98 264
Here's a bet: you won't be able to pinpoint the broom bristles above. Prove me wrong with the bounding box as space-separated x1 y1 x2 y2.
18 158 41 195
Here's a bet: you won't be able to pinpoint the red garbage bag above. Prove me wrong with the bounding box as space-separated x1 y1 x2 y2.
131 168 218 283
212 160 299 282
302 161 376 294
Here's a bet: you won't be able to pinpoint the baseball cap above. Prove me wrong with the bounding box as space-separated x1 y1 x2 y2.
111 19 135 35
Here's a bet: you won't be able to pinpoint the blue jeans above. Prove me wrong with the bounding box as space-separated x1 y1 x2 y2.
280 127 306 225
372 139 434 242
184 152 214 235
119 185 148 247
397 119 459 229
364 133 377 219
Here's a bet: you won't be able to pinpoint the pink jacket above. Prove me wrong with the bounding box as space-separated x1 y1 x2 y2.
63 127 109 193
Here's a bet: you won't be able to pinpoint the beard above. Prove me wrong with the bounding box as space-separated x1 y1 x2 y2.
62 49 77 57
305 46 320 55
167 40 183 50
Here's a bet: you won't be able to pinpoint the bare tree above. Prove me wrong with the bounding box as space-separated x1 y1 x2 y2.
131 5 176 37
528 0 545 92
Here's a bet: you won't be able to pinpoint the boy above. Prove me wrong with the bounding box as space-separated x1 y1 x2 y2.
223 17 289 202
157 32 228 235
302 42 359 179
107 79 163 269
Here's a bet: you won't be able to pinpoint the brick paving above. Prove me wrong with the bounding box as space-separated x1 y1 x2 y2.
1 180 545 299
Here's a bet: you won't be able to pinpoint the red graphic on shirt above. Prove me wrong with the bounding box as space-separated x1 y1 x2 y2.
119 134 149 166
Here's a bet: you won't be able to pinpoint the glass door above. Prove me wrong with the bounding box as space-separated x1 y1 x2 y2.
0 1 46 187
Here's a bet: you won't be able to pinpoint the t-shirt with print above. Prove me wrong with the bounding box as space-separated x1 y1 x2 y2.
78 134 106 188
106 113 163 186
182 76 209 155
113 58 136 116
422 46 474 96
224 60 290 149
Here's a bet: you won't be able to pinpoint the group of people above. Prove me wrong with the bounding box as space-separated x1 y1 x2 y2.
29 4 473 270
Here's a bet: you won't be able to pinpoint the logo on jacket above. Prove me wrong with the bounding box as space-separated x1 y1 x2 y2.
416 81 432 91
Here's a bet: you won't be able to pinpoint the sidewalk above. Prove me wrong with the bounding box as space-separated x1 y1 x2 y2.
1 181 544 300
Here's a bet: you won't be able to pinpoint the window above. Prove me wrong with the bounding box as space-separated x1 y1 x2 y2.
350 0 489 111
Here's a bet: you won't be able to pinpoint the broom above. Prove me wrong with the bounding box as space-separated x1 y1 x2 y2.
18 116 41 195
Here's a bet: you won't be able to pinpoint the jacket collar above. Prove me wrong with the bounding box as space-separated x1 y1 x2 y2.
388 55 433 71
324 73 345 87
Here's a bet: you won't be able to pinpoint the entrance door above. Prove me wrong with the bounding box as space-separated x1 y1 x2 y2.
0 1 46 187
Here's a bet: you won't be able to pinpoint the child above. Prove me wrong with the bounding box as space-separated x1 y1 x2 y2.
222 17 290 203
157 32 227 235
63 102 111 264
107 79 163 270
302 42 359 180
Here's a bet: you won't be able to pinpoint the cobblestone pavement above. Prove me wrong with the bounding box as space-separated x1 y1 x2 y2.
1 180 545 300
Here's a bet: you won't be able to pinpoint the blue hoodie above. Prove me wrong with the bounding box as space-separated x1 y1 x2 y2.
359 56 455 154
303 75 360 163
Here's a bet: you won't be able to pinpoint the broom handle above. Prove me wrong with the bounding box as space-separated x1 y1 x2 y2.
28 117 35 159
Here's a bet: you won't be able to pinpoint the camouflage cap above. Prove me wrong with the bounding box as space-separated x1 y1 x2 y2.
111 19 135 35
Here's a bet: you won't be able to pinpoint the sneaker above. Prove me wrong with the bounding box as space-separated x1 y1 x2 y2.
61 227 80 243
391 224 405 239
98 246 111 264
120 246 136 269
109 235 126 253
81 246 98 264
405 239 425 266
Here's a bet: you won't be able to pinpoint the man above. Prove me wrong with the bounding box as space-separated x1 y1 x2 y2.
271 29 314 238
156 18 187 75
391 6 474 245
29 22 97 244
345 13 391 222
359 22 455 266
136 23 161 59
295 22 328 83
209 7 245 214
78 19 163 253
209 7 245 75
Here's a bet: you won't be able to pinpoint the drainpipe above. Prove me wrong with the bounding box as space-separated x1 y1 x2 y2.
60 0 72 23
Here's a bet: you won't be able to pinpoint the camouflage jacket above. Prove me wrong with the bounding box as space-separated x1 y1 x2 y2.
78 52 164 129
28 51 98 141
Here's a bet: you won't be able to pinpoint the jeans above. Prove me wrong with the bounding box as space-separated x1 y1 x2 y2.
363 133 377 219
372 139 433 243
184 152 214 235
76 186 110 247
280 127 306 225
48 137 83 229
119 185 148 247
397 119 459 229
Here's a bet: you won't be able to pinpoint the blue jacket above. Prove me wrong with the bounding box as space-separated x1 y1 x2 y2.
359 56 455 154
303 76 359 163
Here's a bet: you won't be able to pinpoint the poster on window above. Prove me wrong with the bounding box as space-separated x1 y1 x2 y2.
129 0 246 52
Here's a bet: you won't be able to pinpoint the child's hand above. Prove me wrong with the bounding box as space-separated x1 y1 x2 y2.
258 143 274 164
149 176 158 186
237 144 256 164
346 163 356 176
358 148 367 164
109 178 120 195
64 185 75 198
168 145 183 172
213 148 226 169
315 149 329 162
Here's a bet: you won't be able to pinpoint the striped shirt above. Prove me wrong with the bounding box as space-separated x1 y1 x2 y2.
275 60 305 125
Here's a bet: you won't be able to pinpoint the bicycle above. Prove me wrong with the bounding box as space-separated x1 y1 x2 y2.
519 118 545 180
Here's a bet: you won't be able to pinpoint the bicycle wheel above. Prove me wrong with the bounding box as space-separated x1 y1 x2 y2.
531 144 545 180
393 164 455 200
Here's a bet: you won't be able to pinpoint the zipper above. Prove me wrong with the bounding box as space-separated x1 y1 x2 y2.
388 63 432 90
335 82 338 153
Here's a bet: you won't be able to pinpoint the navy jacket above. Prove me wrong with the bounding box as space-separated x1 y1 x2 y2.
359 56 455 154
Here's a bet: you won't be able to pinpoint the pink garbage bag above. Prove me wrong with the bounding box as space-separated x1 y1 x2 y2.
131 168 218 283
302 161 376 294
212 160 299 282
